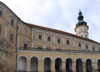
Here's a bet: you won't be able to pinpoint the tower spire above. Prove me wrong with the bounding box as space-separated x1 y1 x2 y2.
78 9 84 21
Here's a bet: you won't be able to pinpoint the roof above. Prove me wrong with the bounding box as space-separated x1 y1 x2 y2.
27 23 100 44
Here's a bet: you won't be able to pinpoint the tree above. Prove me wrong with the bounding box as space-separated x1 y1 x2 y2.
0 38 16 72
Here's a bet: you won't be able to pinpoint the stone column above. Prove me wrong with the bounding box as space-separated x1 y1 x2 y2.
51 61 55 72
27 60 30 71
73 61 76 72
62 61 66 72
38 60 44 72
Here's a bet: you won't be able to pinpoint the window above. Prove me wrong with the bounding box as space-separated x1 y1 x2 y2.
81 29 82 31
78 43 81 47
38 34 42 40
10 34 13 43
47 36 51 41
85 35 87 37
0 10 2 16
92 47 95 51
57 38 60 43
86 45 88 49
24 43 27 49
66 40 70 45
11 19 14 26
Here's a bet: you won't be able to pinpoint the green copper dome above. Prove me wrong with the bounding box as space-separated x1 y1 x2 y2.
76 10 87 27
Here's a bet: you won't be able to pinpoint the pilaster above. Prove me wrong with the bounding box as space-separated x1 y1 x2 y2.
38 60 44 72
27 60 30 71
51 61 55 72
62 61 66 72
73 61 76 72
92 62 98 72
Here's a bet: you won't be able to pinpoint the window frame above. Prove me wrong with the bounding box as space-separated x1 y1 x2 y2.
0 10 2 16
66 40 70 45
10 19 14 26
10 33 13 43
47 36 51 41
57 38 61 43
86 45 88 49
24 43 27 49
78 43 81 47
38 34 42 40
92 47 95 51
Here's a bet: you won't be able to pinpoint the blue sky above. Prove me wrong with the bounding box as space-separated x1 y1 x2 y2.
1 0 100 42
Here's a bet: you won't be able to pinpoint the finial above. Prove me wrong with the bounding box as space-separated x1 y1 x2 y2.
79 9 82 15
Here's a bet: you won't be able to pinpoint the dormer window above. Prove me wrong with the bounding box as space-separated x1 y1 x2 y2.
0 10 2 16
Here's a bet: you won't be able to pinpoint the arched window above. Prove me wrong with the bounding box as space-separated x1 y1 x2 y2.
0 10 2 16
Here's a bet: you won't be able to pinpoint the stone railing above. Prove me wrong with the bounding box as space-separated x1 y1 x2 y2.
18 47 100 54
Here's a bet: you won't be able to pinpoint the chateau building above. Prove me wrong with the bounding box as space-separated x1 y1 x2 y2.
0 1 100 72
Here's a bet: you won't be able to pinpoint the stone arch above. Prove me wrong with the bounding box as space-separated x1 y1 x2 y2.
65 57 73 62
19 55 27 71
65 57 73 72
97 58 100 72
76 58 83 72
85 58 93 62
97 58 100 62
44 56 52 72
76 57 84 62
29 56 40 61
86 58 93 72
55 57 63 72
54 56 63 61
18 55 28 61
30 56 38 71
43 56 53 61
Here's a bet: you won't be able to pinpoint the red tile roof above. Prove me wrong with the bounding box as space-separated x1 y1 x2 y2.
27 23 100 44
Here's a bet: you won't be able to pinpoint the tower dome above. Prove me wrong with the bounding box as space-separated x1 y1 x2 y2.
76 10 87 27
